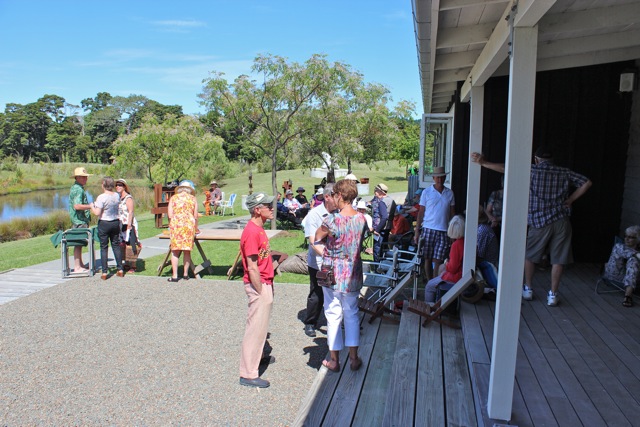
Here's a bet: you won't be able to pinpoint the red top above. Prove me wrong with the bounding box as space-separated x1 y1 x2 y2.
442 238 464 283
240 221 274 285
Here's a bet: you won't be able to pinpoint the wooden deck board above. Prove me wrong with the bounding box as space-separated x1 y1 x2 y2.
442 326 476 427
415 315 444 427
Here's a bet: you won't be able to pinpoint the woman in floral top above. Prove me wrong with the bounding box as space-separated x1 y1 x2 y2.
168 180 199 282
604 225 640 307
314 179 366 373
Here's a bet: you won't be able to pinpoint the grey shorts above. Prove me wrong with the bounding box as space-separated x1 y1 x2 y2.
526 217 573 265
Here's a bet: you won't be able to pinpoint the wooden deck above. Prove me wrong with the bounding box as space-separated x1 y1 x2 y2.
295 263 640 426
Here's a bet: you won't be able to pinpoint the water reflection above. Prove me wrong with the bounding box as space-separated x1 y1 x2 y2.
0 187 98 223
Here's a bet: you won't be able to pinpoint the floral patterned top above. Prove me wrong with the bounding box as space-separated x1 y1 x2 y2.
604 243 639 288
321 212 366 293
169 191 197 251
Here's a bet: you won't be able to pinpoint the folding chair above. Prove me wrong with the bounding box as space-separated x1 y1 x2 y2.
61 227 96 278
220 193 237 216
595 236 626 294
407 270 476 329
359 239 423 323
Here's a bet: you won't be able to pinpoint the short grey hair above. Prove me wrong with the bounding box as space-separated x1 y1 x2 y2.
447 214 465 240
323 183 334 196
626 225 640 237
102 176 115 191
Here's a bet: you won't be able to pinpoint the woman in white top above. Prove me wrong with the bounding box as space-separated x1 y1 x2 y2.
91 176 124 279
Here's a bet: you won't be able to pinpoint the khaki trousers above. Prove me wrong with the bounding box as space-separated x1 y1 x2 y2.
239 282 273 379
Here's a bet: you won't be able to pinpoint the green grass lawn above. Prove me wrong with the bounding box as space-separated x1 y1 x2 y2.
0 161 403 276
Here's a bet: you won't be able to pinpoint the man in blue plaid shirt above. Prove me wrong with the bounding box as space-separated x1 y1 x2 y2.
471 147 592 306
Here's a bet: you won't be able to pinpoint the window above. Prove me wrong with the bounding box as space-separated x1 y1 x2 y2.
419 113 454 186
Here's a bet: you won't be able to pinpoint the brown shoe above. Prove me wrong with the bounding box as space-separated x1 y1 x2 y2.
101 273 108 280
116 270 124 277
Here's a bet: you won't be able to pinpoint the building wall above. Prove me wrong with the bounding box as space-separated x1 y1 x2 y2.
451 61 636 262
620 59 640 231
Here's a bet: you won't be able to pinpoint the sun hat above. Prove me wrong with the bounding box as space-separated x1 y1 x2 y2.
286 189 293 195
115 178 131 194
356 200 367 210
71 167 93 178
210 180 217 186
344 173 359 183
177 180 196 195
296 186 305 192
315 187 324 196
245 192 275 211
374 183 388 194
431 166 449 177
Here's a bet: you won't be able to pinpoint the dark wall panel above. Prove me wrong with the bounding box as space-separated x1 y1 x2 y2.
453 61 634 262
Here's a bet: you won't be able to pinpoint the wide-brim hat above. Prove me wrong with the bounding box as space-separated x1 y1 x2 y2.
177 180 196 195
71 167 93 178
296 186 305 192
344 173 359 183
115 178 131 194
315 187 324 196
374 183 388 194
431 166 449 177
210 180 217 186
356 200 367 210
245 192 275 211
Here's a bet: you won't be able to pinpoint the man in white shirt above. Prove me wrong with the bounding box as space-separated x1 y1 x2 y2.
415 166 456 279
302 184 336 337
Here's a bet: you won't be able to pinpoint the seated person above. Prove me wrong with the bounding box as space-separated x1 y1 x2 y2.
477 206 499 268
402 188 422 219
425 215 465 303
277 192 302 227
295 186 309 206
356 200 373 232
486 176 503 241
283 189 309 218
311 187 324 208
203 180 222 215
604 225 640 307
389 206 410 244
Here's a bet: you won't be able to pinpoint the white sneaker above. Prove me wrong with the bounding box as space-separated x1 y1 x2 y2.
522 285 533 301
547 291 558 306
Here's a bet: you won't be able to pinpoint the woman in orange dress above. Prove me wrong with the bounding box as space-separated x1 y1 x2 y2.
168 180 199 282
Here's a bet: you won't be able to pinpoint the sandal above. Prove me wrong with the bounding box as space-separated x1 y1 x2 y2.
623 296 633 307
182 276 190 281
322 359 340 372
167 277 180 283
350 357 363 371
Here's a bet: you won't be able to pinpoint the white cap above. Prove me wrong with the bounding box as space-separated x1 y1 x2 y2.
356 200 367 209
344 173 359 183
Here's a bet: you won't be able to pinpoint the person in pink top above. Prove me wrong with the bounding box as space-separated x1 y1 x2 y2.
424 215 465 303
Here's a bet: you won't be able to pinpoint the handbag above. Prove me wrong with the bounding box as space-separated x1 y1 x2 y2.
316 264 336 288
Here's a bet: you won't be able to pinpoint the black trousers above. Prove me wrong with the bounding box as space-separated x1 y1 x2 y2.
304 266 324 326
98 219 123 273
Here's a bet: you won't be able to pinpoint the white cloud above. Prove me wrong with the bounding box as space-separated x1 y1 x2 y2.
151 19 206 33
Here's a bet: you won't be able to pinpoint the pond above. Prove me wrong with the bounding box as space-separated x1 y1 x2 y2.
0 187 99 224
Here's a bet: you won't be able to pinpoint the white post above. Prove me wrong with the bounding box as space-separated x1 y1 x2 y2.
464 86 484 274
487 25 538 421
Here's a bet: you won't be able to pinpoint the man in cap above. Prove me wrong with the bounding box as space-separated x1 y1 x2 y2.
69 167 94 272
415 166 455 280
239 192 276 388
472 146 591 306
302 183 337 337
371 183 396 261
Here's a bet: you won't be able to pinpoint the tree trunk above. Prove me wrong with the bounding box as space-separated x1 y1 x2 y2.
270 151 278 230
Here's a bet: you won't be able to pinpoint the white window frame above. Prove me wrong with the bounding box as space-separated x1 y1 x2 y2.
419 113 455 187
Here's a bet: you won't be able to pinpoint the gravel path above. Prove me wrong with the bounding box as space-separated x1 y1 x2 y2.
0 275 327 426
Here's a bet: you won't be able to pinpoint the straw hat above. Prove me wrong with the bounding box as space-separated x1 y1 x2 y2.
71 167 93 178
177 180 196 195
431 166 449 177
115 178 131 194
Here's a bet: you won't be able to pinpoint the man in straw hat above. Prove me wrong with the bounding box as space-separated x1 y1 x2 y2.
415 166 456 280
204 180 222 216
239 192 276 388
69 167 94 273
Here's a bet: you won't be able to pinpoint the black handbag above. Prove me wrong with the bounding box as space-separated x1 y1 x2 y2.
316 265 336 287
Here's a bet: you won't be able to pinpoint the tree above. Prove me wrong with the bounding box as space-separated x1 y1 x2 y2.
390 100 420 173
113 114 227 184
200 54 331 228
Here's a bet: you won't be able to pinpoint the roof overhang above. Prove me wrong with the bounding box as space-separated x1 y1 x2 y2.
413 0 640 113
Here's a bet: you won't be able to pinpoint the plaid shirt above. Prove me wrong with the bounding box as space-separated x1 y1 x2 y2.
528 161 589 228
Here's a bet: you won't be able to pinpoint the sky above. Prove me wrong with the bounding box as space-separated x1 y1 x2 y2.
0 0 422 117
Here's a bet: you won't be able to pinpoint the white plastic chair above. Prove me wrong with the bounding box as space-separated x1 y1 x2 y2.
221 193 237 216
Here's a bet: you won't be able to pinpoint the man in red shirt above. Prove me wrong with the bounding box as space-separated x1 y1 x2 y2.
239 192 275 388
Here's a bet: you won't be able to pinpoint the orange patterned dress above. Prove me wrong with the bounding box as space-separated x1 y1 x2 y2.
169 192 197 251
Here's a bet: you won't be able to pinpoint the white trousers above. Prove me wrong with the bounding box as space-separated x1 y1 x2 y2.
322 287 360 351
